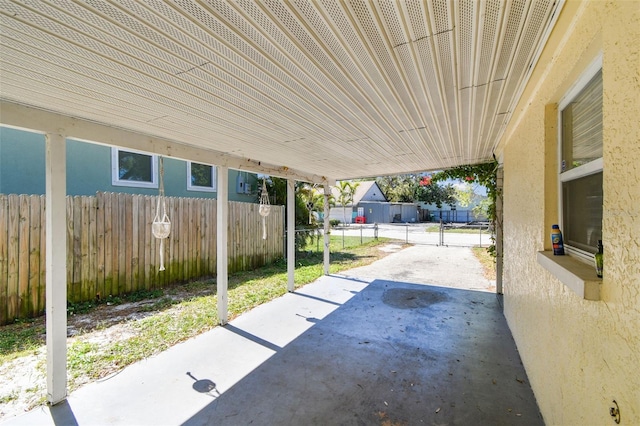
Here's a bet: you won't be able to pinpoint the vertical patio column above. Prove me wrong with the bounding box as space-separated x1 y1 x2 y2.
323 184 331 275
495 166 504 295
287 178 295 292
45 133 67 405
217 166 229 325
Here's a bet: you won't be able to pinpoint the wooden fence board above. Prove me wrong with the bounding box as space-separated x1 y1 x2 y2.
0 194 284 324
88 197 97 300
187 197 192 280
169 197 179 284
96 193 105 299
71 197 82 302
80 197 90 301
214 201 218 272
7 194 20 321
109 192 118 296
39 197 46 316
103 193 114 297
18 196 31 317
131 196 139 292
0 195 8 325
28 196 41 317
117 194 126 295
136 196 145 291
181 198 188 281
124 195 133 294
146 196 155 288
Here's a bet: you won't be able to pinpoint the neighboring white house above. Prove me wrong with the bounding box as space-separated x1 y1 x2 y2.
329 181 418 224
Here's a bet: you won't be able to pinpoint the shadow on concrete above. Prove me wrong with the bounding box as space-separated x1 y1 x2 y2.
183 280 543 426
289 290 343 307
223 324 282 352
186 372 219 397
49 400 78 426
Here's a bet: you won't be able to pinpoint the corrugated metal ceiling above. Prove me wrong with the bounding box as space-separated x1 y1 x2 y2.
0 0 561 181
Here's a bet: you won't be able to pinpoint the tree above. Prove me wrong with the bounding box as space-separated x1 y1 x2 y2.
431 161 499 222
258 177 319 248
376 174 418 202
415 180 457 208
431 160 500 256
334 181 360 224
298 183 333 225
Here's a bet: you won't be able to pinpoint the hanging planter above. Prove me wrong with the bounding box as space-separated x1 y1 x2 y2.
258 179 271 239
152 157 171 271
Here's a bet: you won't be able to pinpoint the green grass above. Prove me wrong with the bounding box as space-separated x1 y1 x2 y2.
472 246 497 281
66 289 165 316
0 319 45 364
424 225 491 234
300 235 382 252
2 236 394 394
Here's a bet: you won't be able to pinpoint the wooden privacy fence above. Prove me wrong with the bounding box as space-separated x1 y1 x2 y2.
0 192 284 325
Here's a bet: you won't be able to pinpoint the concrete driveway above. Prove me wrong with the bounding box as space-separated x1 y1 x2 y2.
3 245 540 426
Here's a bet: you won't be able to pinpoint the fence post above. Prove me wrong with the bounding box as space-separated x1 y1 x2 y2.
360 225 363 245
439 220 444 246
405 224 409 244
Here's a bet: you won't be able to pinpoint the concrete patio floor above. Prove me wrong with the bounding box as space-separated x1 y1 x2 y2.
3 245 543 425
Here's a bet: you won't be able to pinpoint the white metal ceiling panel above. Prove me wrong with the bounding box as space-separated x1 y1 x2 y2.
0 0 563 180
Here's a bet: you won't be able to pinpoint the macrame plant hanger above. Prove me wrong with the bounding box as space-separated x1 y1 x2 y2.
258 178 271 239
152 157 171 271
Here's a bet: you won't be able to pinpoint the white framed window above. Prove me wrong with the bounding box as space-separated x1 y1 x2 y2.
187 162 217 192
236 172 252 194
558 56 603 262
111 148 158 188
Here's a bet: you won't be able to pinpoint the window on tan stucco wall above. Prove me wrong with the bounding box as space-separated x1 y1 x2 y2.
558 58 603 261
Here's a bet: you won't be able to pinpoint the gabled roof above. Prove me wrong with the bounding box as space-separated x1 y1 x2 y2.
332 181 387 206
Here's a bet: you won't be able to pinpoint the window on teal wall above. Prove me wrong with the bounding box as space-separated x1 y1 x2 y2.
558 56 602 261
111 148 158 188
187 162 216 192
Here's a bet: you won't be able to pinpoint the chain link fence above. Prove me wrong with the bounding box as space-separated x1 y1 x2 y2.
286 221 492 257
330 222 492 248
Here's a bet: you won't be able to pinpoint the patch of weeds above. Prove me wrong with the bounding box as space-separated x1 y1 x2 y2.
181 279 215 293
67 289 165 317
67 341 103 381
26 394 48 412
123 289 163 303
472 246 496 281
24 386 41 395
141 297 176 312
0 390 19 404
67 300 99 316
0 319 45 363
105 295 123 305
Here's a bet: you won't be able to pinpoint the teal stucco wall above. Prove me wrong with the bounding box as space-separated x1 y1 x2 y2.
0 127 257 202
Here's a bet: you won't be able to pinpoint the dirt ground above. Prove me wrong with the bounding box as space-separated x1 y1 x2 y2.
0 286 215 420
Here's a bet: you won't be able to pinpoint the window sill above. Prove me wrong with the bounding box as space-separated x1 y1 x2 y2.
537 251 602 301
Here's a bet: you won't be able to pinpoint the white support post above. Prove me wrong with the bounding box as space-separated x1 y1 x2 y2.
496 166 504 295
287 179 295 292
45 133 67 405
323 185 331 275
217 166 229 325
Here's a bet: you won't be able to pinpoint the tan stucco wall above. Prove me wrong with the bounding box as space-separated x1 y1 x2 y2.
497 1 640 424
